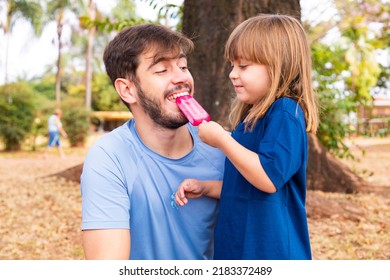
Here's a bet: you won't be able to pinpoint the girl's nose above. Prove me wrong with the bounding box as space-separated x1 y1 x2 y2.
229 67 238 80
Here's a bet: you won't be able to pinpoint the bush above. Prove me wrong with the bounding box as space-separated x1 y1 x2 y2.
0 84 36 151
61 99 90 147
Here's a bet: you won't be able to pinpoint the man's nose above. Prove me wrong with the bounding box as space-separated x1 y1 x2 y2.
172 66 190 84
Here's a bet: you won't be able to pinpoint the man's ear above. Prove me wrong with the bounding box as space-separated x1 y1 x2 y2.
114 78 137 104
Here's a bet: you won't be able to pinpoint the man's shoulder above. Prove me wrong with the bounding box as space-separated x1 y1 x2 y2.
89 121 138 153
83 121 140 176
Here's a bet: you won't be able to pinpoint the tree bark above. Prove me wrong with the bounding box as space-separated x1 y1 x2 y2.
307 134 366 193
182 0 301 128
182 0 361 193
55 10 64 105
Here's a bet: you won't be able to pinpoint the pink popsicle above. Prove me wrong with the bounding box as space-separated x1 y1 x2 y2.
176 95 210 126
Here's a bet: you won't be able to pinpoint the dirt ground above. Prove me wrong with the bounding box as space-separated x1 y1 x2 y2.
307 136 390 259
0 135 389 260
0 151 85 259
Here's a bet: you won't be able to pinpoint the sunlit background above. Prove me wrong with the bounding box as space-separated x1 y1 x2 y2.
0 0 341 85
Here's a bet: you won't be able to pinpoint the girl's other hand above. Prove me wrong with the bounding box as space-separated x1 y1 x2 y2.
198 121 229 148
174 179 205 206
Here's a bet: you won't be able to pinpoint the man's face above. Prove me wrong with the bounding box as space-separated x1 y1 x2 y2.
133 48 194 129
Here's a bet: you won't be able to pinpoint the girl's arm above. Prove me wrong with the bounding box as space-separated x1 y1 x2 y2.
198 121 276 193
174 179 222 206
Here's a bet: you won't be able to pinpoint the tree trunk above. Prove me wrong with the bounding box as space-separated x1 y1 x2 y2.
182 0 300 128
307 134 366 193
55 10 64 105
4 32 11 103
182 0 361 193
85 0 96 112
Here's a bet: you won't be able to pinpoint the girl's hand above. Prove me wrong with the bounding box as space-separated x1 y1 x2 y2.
174 179 205 207
198 121 229 148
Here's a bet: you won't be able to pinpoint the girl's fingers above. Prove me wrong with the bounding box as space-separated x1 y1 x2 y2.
174 189 188 206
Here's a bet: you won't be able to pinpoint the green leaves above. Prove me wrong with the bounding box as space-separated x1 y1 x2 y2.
79 15 146 32
308 0 389 157
0 83 36 150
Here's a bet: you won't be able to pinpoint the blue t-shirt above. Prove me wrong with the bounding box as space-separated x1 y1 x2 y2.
81 119 225 260
214 98 312 260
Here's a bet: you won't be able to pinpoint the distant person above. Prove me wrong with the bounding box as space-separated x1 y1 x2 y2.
174 14 319 259
44 108 67 158
80 23 225 260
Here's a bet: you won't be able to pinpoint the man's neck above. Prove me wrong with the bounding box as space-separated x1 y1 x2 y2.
134 117 193 158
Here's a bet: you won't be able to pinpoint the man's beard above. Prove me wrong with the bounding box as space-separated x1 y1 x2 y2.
135 81 189 129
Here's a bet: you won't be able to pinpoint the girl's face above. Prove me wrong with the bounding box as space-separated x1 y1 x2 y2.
229 58 271 104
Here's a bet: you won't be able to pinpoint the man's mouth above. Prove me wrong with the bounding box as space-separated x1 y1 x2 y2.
167 92 190 101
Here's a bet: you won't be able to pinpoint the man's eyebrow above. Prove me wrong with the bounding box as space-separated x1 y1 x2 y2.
147 56 167 71
146 53 187 71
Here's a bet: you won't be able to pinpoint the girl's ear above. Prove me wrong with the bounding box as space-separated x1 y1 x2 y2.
114 78 137 105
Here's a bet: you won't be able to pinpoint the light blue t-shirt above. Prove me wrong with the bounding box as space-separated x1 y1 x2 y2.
81 119 225 260
48 115 59 132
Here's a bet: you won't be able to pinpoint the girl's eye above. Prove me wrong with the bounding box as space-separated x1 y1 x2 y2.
180 66 188 71
239 64 248 69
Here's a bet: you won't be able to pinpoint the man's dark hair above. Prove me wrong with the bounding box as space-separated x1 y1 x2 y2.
103 24 194 85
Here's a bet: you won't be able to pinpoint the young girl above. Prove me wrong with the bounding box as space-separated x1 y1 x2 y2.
174 14 319 259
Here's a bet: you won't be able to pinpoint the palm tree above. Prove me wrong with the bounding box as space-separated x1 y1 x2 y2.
0 0 43 92
45 0 73 105
80 0 138 111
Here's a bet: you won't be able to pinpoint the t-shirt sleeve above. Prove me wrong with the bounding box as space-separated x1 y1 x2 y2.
258 110 305 191
80 143 131 230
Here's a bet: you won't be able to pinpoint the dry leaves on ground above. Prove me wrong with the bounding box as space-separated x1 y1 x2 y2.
0 136 389 259
0 154 84 259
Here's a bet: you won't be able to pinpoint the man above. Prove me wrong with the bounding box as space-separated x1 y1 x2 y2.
44 108 67 158
80 24 225 260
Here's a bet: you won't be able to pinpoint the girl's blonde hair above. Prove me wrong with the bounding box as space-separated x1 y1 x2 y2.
225 14 319 133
